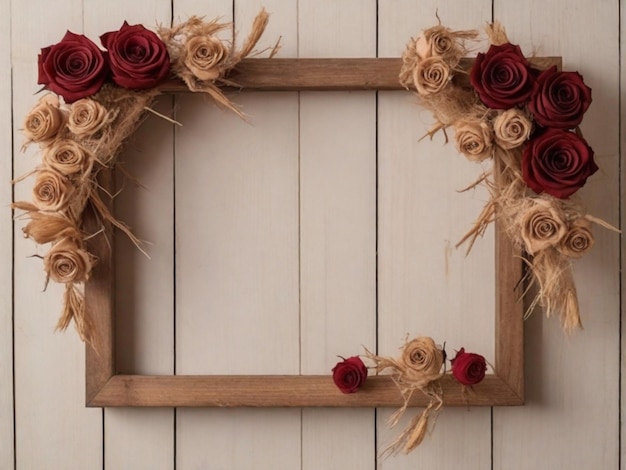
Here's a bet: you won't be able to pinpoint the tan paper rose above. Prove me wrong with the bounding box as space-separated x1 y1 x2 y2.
413 26 455 61
42 139 92 175
454 119 493 162
520 199 567 255
43 238 92 284
493 108 533 149
23 94 64 144
32 168 75 212
400 337 444 380
67 98 113 137
412 56 450 96
559 218 595 258
182 35 228 81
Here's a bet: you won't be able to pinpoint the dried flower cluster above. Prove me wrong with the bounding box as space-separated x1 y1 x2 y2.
399 22 616 330
14 11 272 343
333 337 486 456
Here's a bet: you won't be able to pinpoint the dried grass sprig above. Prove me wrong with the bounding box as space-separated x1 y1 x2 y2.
364 337 445 455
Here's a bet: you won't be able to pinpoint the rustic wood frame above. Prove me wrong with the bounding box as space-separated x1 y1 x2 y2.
85 56 560 408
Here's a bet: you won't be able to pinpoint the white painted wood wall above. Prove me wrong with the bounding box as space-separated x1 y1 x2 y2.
1 0 621 468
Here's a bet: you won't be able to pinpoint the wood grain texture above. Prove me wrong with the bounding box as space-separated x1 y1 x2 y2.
376 2 494 469
83 3 176 470
173 2 302 469
298 2 377 468
0 0 13 465
159 57 560 92
88 374 522 407
12 1 102 469
621 1 626 466
492 1 621 469
84 180 115 404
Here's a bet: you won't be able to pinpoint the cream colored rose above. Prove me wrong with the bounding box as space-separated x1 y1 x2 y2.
183 35 228 81
493 109 533 149
67 98 111 137
23 94 64 143
44 238 92 283
454 119 493 162
42 139 92 176
32 169 75 212
413 56 450 96
414 26 455 60
559 218 594 258
520 200 567 255
400 337 444 379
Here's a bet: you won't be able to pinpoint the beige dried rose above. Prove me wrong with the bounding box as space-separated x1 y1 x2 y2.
559 218 595 258
493 108 533 149
520 199 567 255
32 168 75 212
454 119 493 162
400 337 444 379
413 56 450 96
413 26 455 61
42 139 92 176
44 238 92 284
182 35 228 81
23 94 64 144
67 98 111 137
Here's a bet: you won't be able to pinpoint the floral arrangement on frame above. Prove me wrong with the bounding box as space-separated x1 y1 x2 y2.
12 9 615 455
331 22 615 455
14 11 275 341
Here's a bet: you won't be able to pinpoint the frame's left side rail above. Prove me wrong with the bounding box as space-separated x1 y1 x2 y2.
85 170 116 404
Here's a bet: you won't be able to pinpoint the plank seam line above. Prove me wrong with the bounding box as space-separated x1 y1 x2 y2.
10 26 16 470
617 0 623 468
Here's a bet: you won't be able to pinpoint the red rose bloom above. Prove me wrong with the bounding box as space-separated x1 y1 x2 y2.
450 348 486 386
38 31 107 103
522 128 597 199
332 356 368 394
101 22 170 89
470 43 535 109
529 66 592 129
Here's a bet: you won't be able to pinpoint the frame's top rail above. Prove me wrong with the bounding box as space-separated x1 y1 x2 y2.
158 57 561 93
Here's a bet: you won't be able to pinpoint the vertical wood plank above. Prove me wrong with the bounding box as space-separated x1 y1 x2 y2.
12 1 102 469
377 2 493 468
493 1 620 469
622 0 626 466
173 1 301 468
298 1 377 469
82 3 175 469
0 0 13 466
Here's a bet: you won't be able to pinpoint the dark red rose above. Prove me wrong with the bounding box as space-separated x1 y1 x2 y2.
450 348 486 386
101 22 170 89
529 65 592 129
470 43 535 109
37 31 107 103
522 128 598 199
332 356 368 394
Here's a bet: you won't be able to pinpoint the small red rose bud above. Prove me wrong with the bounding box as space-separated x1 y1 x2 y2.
332 356 368 394
450 348 486 386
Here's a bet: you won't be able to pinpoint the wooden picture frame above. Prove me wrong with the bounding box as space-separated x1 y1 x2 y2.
85 56 560 408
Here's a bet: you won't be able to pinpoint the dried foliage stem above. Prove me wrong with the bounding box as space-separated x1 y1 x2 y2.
364 337 445 455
